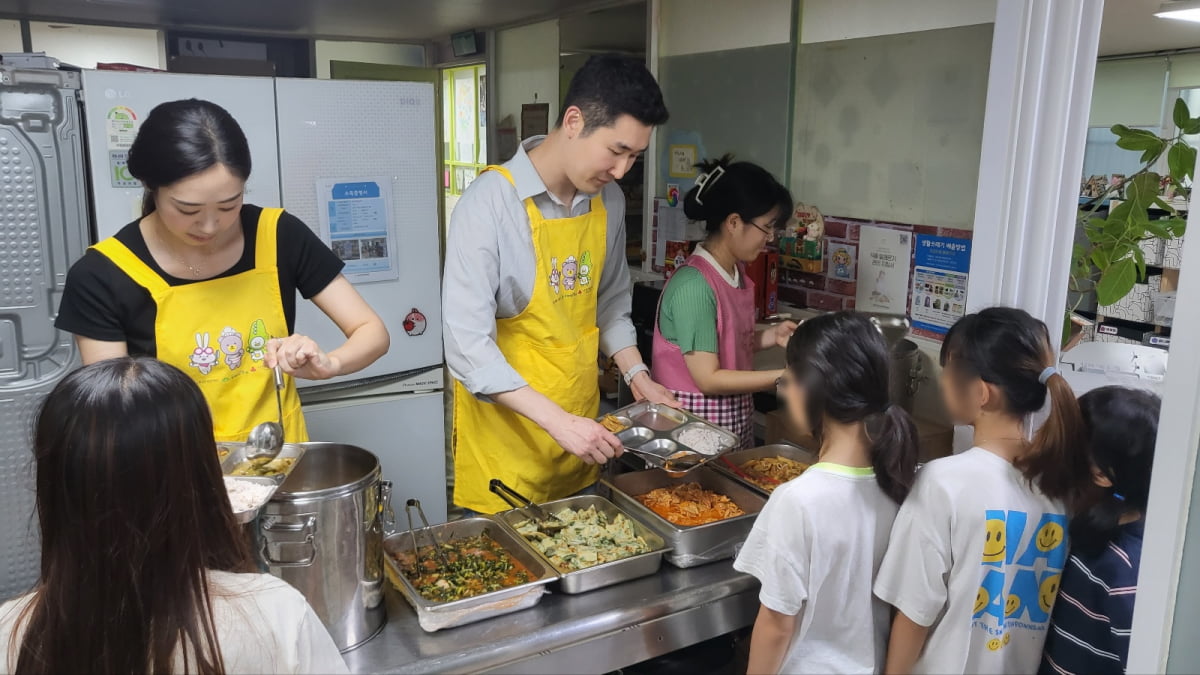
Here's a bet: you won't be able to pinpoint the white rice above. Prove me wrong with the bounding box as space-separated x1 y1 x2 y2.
224 477 274 513
677 426 726 455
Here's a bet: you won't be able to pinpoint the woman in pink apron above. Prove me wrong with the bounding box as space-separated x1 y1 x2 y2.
652 156 797 448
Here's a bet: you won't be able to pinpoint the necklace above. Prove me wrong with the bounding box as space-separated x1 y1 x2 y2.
151 223 204 278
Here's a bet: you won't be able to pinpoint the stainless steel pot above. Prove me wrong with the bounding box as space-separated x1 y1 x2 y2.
256 442 391 652
890 339 924 413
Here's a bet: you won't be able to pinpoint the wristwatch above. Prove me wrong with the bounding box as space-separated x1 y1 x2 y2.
622 363 650 386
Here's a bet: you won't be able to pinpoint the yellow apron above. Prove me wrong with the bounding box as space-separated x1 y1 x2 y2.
453 166 607 513
92 207 309 443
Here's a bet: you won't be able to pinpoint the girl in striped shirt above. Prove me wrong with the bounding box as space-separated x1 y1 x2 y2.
1040 386 1160 675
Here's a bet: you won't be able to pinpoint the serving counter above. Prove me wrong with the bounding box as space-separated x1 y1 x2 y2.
345 561 758 674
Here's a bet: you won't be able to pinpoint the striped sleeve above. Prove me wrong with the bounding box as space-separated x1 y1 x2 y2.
1040 553 1134 675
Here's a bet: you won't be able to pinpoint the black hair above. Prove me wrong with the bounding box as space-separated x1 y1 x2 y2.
1069 386 1159 556
785 312 919 504
16 356 250 674
686 153 796 237
683 155 793 238
557 53 669 131
940 307 1091 512
126 99 252 217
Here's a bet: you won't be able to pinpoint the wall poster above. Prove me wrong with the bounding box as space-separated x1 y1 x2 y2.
911 235 971 335
855 225 913 315
316 177 399 284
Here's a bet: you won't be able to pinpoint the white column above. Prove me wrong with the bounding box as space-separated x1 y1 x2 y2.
967 0 1103 335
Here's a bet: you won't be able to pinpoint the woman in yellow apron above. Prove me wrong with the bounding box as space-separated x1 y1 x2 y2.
56 99 389 443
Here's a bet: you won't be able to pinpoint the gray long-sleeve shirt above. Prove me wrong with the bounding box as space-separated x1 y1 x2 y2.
442 136 637 396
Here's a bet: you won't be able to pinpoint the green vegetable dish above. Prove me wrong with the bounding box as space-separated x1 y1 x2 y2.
392 534 534 603
515 506 652 571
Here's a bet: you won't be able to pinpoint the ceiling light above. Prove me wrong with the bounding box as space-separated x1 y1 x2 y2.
1156 1 1200 23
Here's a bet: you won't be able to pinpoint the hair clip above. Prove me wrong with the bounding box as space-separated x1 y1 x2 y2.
1112 492 1126 502
693 165 726 205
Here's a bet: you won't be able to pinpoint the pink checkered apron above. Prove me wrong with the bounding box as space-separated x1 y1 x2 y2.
651 255 758 449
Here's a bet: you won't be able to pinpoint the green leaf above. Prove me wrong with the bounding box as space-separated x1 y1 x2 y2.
1096 257 1138 306
1084 217 1107 236
1108 199 1134 224
1146 221 1172 239
1091 247 1113 270
1128 173 1162 213
1132 244 1147 281
1062 311 1074 350
1114 127 1167 156
1185 119 1200 135
1165 217 1188 238
1175 98 1191 130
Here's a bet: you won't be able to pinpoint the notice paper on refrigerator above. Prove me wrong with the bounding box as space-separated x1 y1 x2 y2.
317 177 399 284
653 198 688 270
911 235 971 335
856 226 913 315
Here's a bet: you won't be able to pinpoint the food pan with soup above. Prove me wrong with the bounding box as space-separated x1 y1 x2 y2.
602 467 765 568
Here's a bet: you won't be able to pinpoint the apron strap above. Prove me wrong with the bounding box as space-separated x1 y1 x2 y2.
92 237 170 295
482 165 606 226
255 207 284 269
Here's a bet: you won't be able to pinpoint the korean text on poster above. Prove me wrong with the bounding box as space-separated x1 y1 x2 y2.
316 178 399 284
911 235 971 335
856 226 913 315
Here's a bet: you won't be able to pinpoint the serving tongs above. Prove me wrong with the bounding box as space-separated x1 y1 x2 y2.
489 479 567 533
404 498 451 570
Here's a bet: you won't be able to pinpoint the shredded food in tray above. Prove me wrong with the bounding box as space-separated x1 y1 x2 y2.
600 415 629 433
514 505 651 571
391 534 533 603
742 457 811 492
636 483 744 526
230 456 296 477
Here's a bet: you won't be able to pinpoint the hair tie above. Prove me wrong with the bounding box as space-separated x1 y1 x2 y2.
693 165 726 205
1112 492 1125 502
1038 366 1058 385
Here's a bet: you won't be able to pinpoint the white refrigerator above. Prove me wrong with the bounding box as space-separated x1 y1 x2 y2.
80 70 448 522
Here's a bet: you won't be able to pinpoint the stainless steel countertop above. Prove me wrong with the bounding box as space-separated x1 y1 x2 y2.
344 562 759 674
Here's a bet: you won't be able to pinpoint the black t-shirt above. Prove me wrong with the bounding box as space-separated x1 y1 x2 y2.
56 204 345 357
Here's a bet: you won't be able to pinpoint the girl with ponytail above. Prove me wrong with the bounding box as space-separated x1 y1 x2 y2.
875 307 1092 674
735 312 918 674
1041 386 1159 674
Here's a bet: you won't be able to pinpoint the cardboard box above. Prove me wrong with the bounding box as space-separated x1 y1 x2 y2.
1098 274 1159 324
762 409 953 463
1139 237 1165 267
1164 234 1185 269
763 252 780 316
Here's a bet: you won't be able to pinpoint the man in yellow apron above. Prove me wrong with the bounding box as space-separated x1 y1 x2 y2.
444 55 677 514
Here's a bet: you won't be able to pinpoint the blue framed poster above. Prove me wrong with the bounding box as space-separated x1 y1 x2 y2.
911 235 971 335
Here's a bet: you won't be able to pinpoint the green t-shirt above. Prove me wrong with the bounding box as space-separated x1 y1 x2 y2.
658 266 719 354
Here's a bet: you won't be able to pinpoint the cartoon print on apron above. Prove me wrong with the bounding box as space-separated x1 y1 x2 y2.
452 165 607 514
92 208 309 443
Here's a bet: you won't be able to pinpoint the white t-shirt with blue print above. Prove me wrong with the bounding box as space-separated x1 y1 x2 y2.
875 447 1069 674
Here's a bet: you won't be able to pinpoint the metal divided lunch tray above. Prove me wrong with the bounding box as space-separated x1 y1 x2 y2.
492 494 670 594
217 442 307 523
383 517 558 632
602 402 740 472
602 467 766 568
712 443 819 497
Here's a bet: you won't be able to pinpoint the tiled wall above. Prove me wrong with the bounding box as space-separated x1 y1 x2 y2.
778 216 972 341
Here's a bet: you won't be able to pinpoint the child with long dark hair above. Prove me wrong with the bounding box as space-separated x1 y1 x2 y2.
875 307 1093 674
0 357 346 674
1040 386 1159 675
735 312 919 673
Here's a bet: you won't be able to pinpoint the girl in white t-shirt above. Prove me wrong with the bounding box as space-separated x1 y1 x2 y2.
0 357 347 675
875 307 1093 674
735 311 920 674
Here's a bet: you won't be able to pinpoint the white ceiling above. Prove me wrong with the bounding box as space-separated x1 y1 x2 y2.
0 0 636 41
1101 0 1200 57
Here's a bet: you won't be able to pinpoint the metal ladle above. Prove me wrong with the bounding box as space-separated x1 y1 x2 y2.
245 366 286 459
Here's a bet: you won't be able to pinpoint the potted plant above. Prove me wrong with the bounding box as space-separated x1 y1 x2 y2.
1066 97 1196 344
